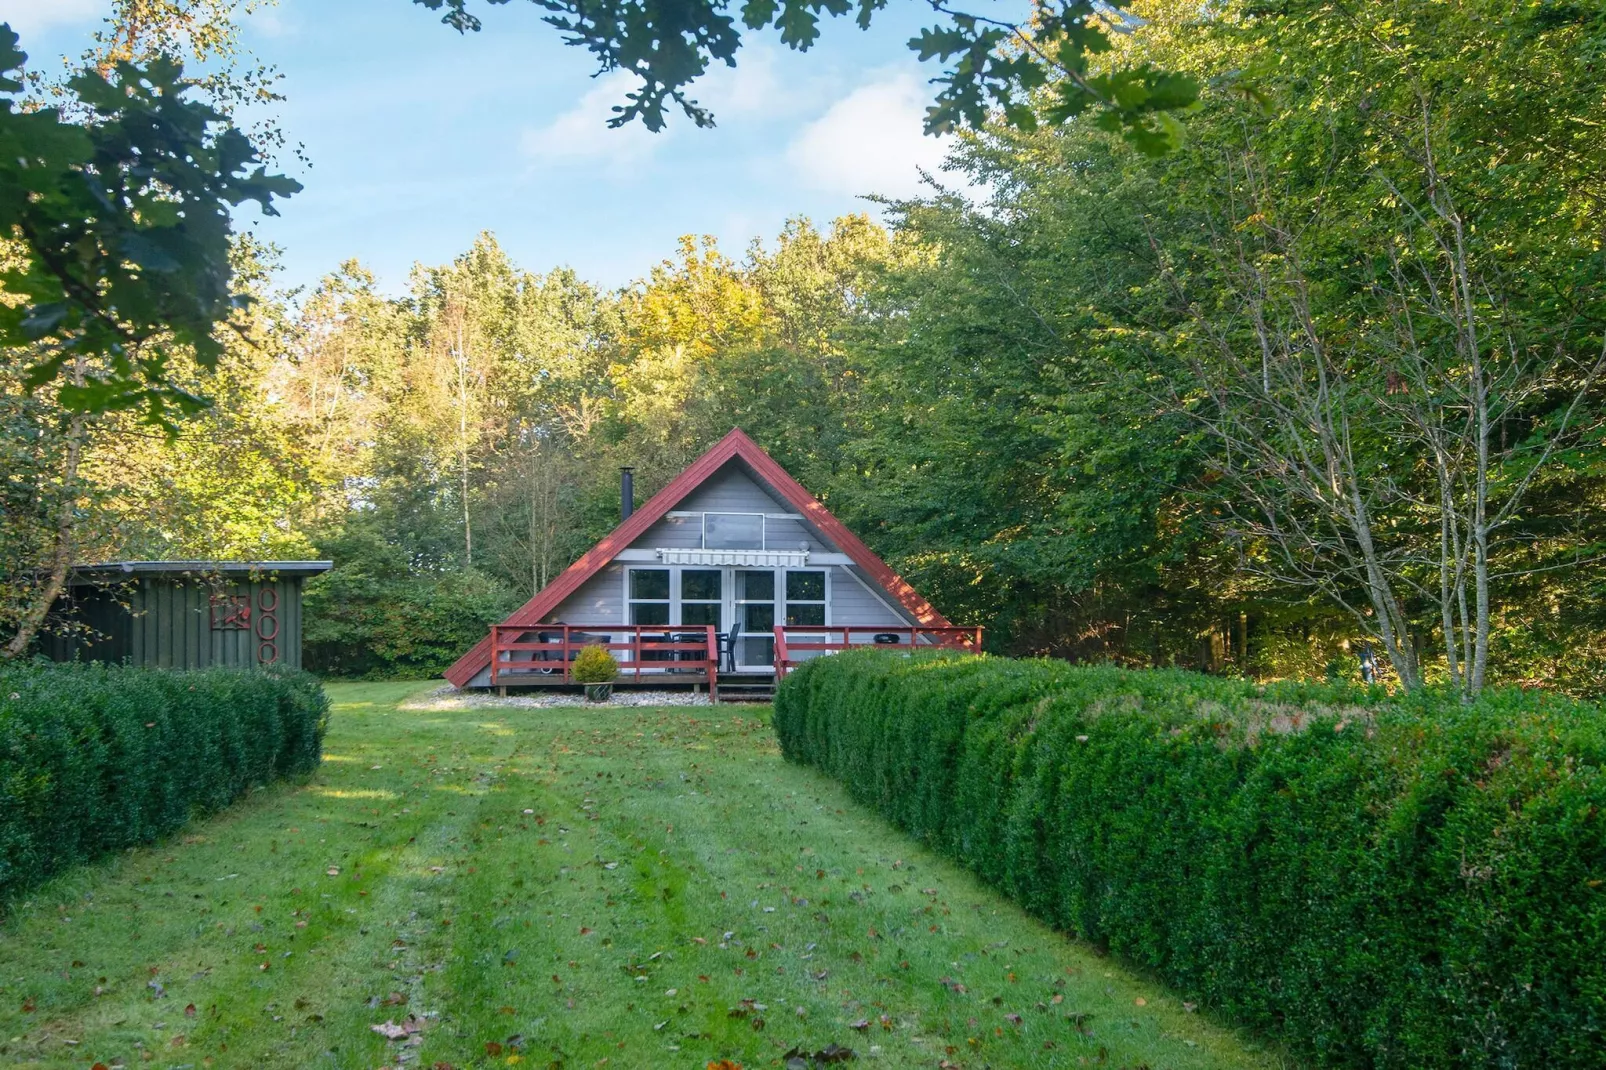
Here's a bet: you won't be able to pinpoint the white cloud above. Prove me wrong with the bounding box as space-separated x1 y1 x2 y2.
0 0 104 35
785 73 953 199
247 7 296 39
521 71 664 170
686 47 785 121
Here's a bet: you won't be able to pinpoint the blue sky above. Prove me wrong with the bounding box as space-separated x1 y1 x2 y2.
4 0 992 297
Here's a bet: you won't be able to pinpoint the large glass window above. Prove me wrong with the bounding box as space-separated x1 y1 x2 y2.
784 570 826 626
628 568 670 625
739 602 775 633
736 569 774 602
704 512 765 550
679 569 722 628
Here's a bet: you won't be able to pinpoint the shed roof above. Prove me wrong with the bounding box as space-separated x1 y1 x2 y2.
70 561 333 580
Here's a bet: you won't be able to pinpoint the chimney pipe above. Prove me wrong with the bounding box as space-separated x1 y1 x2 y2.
620 467 635 521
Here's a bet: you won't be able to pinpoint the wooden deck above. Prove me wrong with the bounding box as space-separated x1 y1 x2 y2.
489 670 720 693
490 624 720 690
483 622 984 700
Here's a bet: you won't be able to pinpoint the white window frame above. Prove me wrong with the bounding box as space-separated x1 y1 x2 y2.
625 567 671 629
781 568 830 627
677 567 724 630
732 567 778 672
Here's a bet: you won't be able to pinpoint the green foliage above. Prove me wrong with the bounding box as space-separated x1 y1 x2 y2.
0 661 327 902
415 0 1195 149
569 644 618 684
301 520 519 679
0 24 299 424
34 0 1592 693
0 682 1276 1067
775 650 1606 1067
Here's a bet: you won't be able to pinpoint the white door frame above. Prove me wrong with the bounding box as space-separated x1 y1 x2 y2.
730 567 777 673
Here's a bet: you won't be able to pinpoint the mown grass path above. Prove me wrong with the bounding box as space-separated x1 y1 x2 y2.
0 683 1290 1070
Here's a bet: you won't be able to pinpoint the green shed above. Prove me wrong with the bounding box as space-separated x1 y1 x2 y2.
44 561 332 670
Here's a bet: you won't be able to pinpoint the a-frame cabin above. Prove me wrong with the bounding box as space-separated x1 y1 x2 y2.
443 429 979 700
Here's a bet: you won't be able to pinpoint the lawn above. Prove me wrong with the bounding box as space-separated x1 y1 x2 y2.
0 682 1291 1070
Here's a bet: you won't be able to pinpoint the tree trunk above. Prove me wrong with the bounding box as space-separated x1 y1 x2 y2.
4 400 87 659
454 317 473 570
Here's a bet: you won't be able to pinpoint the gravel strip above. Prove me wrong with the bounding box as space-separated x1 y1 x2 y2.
399 685 712 711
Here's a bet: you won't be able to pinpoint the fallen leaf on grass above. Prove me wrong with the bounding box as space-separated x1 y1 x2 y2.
815 1043 856 1063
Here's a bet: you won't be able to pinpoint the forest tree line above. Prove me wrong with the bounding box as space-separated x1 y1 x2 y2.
3 0 1602 695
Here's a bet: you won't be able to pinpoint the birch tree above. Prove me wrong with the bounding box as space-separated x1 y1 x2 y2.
1153 1 1606 696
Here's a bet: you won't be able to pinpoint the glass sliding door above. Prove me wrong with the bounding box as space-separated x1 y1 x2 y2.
733 569 776 670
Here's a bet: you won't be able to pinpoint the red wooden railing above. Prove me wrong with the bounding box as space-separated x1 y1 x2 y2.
490 624 719 689
773 625 983 679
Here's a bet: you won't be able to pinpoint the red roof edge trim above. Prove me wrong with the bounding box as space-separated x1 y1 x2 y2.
443 428 950 686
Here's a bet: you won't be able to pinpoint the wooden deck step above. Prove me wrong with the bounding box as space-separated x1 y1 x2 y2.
715 675 775 703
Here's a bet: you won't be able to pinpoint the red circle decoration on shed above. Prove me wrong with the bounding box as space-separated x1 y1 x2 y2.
255 585 280 664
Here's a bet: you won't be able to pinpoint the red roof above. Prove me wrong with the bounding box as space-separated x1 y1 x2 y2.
443 428 951 686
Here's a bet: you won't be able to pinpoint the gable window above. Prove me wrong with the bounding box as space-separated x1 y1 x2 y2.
784 570 827 626
704 512 764 550
628 568 670 625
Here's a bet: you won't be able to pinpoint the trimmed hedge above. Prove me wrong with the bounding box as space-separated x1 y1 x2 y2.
773 650 1606 1068
0 661 328 901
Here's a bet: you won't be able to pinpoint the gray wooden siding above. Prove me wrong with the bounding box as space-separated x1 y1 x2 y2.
765 516 830 554
547 563 626 624
636 513 702 548
831 567 913 626
678 465 790 514
634 464 832 553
